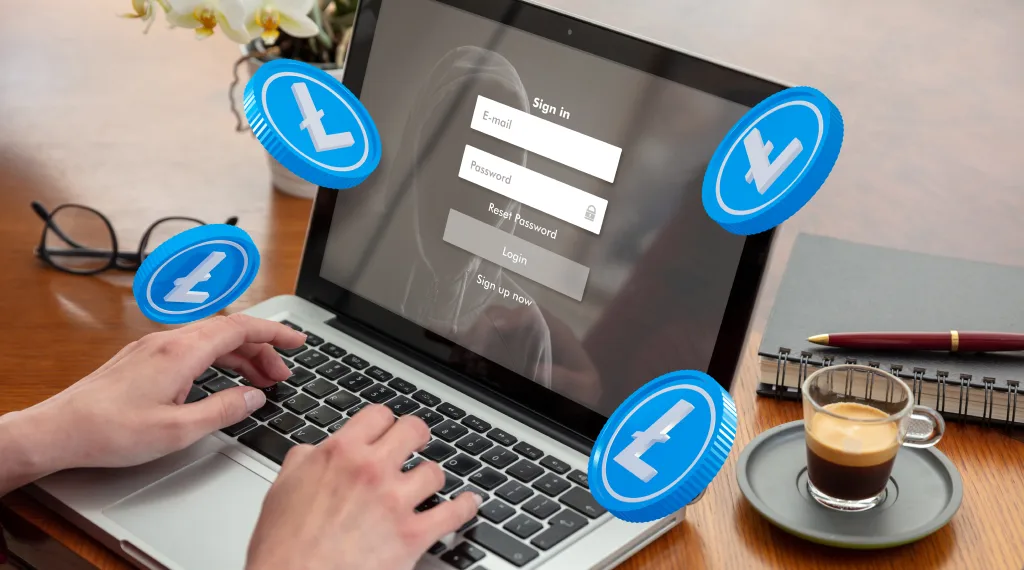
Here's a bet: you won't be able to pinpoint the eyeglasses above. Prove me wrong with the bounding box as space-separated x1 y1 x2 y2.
32 201 238 275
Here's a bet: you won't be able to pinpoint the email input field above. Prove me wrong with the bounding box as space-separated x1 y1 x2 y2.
458 145 609 235
470 95 622 183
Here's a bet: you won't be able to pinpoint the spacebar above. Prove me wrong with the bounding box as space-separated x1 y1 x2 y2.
465 523 539 567
238 425 296 465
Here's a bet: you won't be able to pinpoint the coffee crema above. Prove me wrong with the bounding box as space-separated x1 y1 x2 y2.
805 402 900 501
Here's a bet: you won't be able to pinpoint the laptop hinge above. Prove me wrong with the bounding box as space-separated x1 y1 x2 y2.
323 314 594 456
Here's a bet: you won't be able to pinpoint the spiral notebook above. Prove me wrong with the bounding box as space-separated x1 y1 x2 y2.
757 233 1024 429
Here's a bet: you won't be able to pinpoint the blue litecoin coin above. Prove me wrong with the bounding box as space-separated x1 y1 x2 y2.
244 59 381 190
132 225 260 325
702 86 843 235
589 370 738 523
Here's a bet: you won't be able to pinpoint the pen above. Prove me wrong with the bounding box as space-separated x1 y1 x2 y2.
806 331 1024 352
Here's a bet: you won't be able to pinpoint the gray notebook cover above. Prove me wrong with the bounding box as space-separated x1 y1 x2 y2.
760 233 1024 391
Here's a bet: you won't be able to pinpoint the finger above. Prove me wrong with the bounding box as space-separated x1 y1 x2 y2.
401 461 446 506
412 493 482 549
375 415 431 465
174 386 266 435
340 404 395 445
185 315 306 370
210 354 279 388
213 345 292 387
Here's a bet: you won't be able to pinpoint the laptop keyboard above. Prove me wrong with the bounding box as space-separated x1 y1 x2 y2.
189 319 606 568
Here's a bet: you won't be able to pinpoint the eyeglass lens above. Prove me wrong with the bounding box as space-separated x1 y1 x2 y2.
44 206 115 273
139 218 204 263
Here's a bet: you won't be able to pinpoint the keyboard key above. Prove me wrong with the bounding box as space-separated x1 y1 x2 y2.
402 456 424 472
522 496 559 520
441 470 463 494
461 415 491 433
203 376 238 393
540 456 571 475
325 390 360 412
269 413 305 434
275 344 306 358
291 426 327 445
239 425 296 465
512 441 543 461
327 418 348 433
532 473 571 497
185 385 207 403
338 373 373 392
304 332 324 347
469 467 508 491
315 361 350 381
194 368 218 385
346 402 369 417
444 454 482 477
452 485 489 504
412 408 444 427
286 367 316 387
262 383 297 403
280 320 302 331
566 469 589 488
214 367 240 378
361 384 397 404
439 541 485 569
458 516 479 533
428 542 446 556
294 350 330 369
479 499 515 523
364 366 392 382
437 402 466 420
284 394 319 415
385 395 420 416
221 417 256 437
280 358 294 369
503 513 543 539
507 460 544 483
320 343 346 359
465 524 538 567
494 481 533 505
416 494 444 512
412 390 442 407
456 433 493 455
486 428 516 447
306 405 344 428
252 402 283 422
432 420 469 442
481 447 517 469
531 509 587 551
341 354 370 370
303 378 339 399
559 487 606 519
238 377 253 386
421 440 457 462
387 377 417 394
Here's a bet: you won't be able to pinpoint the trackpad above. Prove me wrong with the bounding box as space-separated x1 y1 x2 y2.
103 453 271 570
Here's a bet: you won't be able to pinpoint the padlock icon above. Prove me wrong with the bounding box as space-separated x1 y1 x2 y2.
584 205 597 221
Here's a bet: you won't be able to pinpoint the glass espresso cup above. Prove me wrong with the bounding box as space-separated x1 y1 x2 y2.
802 364 945 511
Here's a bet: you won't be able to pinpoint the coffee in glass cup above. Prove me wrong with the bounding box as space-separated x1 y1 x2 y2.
802 365 945 511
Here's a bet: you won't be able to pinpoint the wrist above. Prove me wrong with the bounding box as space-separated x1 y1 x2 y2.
0 406 68 495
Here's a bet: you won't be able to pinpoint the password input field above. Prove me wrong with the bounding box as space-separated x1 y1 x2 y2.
458 145 608 235
470 95 622 183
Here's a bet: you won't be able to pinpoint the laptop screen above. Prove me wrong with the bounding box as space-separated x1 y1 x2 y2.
304 0 778 432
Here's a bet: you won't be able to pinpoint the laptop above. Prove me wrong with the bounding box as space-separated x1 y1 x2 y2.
29 0 781 568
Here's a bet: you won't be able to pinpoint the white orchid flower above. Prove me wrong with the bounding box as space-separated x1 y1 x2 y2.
244 0 318 45
120 0 169 32
166 0 251 43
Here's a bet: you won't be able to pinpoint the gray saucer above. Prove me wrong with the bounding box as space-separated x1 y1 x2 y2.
736 421 962 549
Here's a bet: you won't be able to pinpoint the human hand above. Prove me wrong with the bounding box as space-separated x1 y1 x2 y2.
0 314 305 485
246 405 481 570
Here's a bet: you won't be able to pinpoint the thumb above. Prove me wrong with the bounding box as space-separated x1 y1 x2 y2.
180 386 266 434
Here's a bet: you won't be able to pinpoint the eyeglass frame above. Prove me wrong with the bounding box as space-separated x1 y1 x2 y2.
32 201 239 276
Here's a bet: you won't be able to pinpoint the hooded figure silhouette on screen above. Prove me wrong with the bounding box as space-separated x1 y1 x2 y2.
384 46 555 389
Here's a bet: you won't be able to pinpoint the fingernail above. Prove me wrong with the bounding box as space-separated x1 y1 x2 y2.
243 389 266 413
472 493 484 507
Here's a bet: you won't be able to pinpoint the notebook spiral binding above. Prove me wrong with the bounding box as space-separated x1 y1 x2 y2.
766 346 1022 430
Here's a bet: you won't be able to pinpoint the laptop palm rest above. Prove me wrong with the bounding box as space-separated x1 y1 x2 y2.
102 452 271 570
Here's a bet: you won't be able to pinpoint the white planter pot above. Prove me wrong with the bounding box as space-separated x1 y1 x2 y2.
242 54 345 200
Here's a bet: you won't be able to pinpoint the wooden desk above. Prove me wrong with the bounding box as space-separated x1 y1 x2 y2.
2 0 1023 569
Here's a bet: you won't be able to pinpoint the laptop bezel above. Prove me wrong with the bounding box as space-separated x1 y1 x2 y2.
295 0 781 443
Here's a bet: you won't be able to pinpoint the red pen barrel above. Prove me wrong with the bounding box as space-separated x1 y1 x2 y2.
957 332 1024 352
820 331 1024 352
